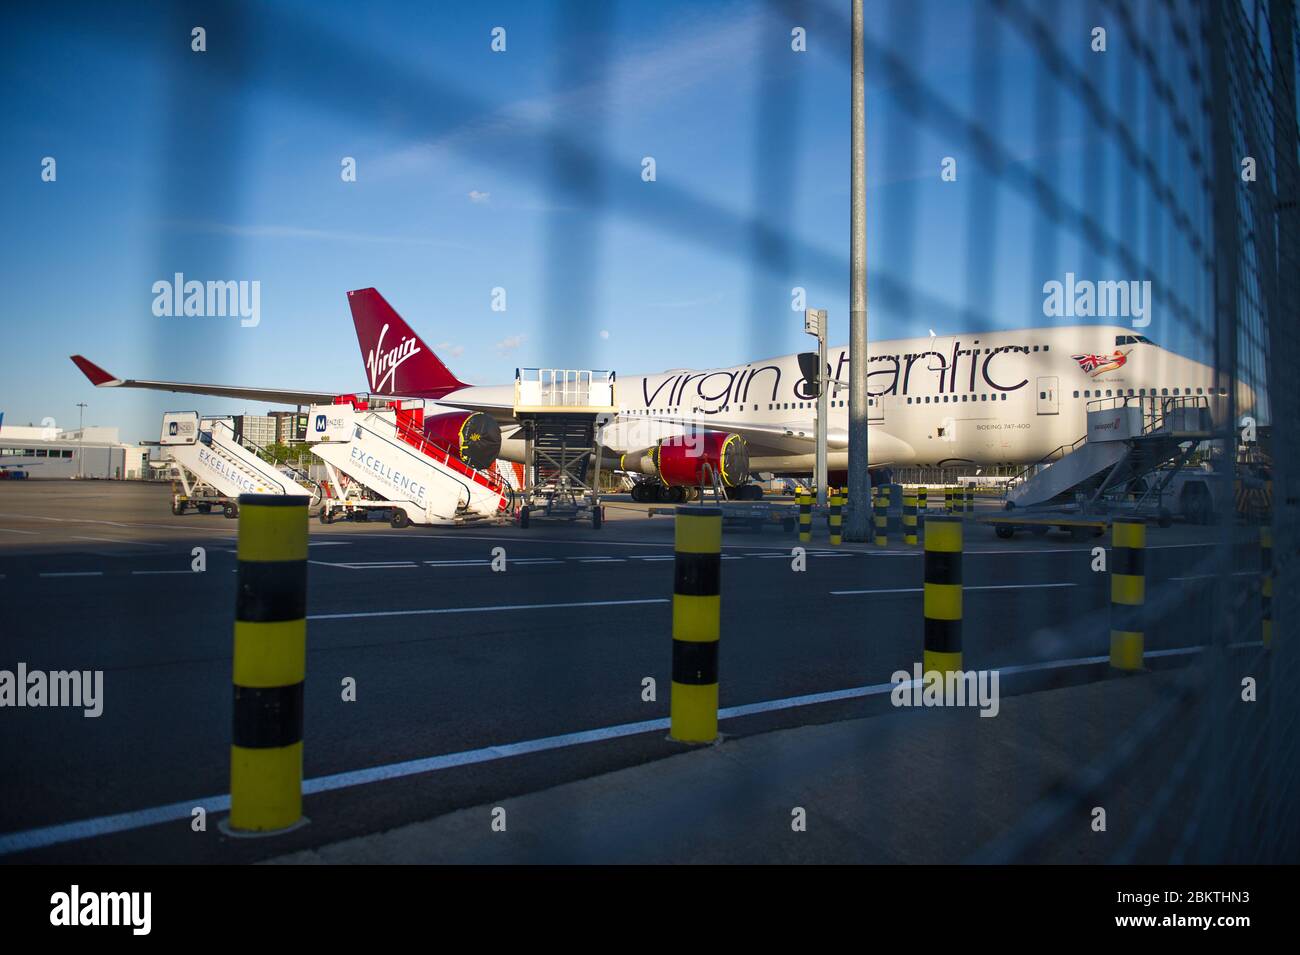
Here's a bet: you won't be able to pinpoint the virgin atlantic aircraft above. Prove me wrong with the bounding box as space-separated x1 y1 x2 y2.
71 287 1227 499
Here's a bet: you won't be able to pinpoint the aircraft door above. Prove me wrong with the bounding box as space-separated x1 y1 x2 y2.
868 395 884 422
1036 376 1059 415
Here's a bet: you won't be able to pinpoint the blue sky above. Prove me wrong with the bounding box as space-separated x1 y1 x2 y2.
1 0 1231 441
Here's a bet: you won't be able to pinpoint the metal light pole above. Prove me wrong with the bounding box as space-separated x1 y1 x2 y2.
76 402 87 479
844 0 871 539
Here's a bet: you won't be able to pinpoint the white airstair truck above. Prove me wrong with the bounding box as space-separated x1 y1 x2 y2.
306 399 510 528
160 412 314 518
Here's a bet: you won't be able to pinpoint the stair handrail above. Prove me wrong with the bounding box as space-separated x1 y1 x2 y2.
388 411 509 497
203 421 299 494
226 427 322 497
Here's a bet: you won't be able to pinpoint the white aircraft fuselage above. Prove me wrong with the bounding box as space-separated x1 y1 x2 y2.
440 324 1226 475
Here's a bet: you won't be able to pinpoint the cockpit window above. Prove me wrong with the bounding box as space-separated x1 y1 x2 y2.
1115 335 1155 345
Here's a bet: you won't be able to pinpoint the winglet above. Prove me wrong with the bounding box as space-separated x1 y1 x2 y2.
70 355 121 387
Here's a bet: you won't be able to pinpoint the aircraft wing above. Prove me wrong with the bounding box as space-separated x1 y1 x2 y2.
71 355 381 408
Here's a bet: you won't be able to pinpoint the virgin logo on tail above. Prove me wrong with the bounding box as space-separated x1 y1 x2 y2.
366 324 422 393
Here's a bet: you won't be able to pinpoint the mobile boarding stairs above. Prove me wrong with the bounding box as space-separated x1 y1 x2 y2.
306 399 510 528
514 368 616 529
160 412 316 517
1003 395 1217 516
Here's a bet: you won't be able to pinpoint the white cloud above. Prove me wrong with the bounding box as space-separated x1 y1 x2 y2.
371 7 770 177
436 341 465 358
599 329 610 339
168 220 472 251
646 292 725 309
495 334 526 355
468 190 490 204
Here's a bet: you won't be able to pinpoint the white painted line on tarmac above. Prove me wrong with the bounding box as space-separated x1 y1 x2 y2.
364 532 679 548
1168 571 1257 581
308 560 419 570
830 586 921 595
0 638 1238 856
309 597 669 622
38 571 104 578
831 581 1077 596
71 536 166 547
0 527 39 535
131 570 194 576
0 641 1232 857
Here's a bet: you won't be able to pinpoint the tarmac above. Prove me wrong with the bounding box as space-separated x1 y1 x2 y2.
0 480 1275 863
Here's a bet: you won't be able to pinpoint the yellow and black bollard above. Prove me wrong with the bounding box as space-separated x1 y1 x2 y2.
874 485 889 547
923 515 962 675
965 485 975 514
1262 525 1272 648
229 493 309 833
671 506 722 743
798 491 812 543
903 488 918 545
944 485 953 514
829 491 843 546
1109 517 1146 671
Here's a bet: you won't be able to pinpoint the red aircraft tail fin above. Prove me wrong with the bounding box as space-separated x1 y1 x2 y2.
347 288 468 398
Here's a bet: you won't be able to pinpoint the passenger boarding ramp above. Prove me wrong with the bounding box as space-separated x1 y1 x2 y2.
306 401 509 527
513 369 616 528
1005 397 1216 510
161 412 314 516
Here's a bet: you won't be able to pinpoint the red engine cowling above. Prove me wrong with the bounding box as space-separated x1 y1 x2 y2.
422 411 502 470
655 431 750 488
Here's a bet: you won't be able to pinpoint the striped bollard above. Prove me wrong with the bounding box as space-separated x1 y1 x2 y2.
923 515 963 674
918 485 928 535
798 492 812 543
671 507 722 743
1109 517 1146 671
874 485 889 547
829 492 843 546
965 485 975 514
1262 525 1273 648
903 489 918 545
229 493 309 834
944 486 953 514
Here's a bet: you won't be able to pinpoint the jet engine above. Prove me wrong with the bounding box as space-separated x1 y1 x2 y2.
422 411 502 469
620 431 750 488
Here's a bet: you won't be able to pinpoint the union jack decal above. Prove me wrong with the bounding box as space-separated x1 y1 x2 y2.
1072 349 1129 377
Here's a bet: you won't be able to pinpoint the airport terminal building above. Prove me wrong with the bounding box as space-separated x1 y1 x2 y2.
0 423 151 479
